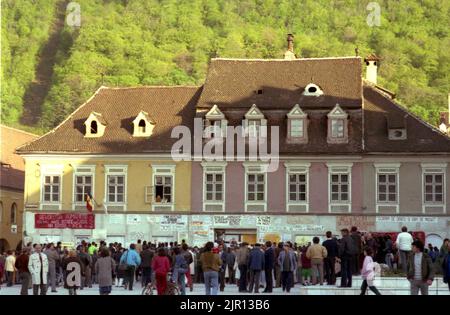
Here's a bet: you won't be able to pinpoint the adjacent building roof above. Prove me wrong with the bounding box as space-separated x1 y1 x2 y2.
197 57 362 110
363 85 450 153
0 125 37 190
16 86 202 154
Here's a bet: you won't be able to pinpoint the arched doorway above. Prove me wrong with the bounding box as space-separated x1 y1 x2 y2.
0 238 10 253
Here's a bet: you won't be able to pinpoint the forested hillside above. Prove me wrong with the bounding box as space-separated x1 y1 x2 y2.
2 0 449 134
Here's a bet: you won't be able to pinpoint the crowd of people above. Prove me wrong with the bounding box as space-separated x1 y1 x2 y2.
0 226 449 296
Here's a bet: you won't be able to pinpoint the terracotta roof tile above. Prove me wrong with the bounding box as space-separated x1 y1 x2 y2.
16 86 202 154
197 57 362 110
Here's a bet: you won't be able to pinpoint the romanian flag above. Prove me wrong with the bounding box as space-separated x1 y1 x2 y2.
86 193 93 212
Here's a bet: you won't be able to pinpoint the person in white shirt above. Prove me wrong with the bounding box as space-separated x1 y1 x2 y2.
395 226 414 273
5 251 16 287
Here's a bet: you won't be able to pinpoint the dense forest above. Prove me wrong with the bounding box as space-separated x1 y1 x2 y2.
1 0 449 134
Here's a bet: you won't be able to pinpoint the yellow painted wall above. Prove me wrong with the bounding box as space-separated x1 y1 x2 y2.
0 189 24 250
23 158 191 212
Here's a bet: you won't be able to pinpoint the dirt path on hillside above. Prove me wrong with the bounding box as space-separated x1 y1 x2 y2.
20 0 68 126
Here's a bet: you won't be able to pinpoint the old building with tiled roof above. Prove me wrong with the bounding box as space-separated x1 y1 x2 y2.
0 125 37 252
16 35 450 247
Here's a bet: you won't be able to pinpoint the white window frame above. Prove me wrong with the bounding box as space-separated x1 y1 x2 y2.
327 104 348 144
421 163 446 214
72 165 96 210
151 165 176 211
243 163 267 212
40 164 64 210
243 104 267 139
104 165 128 210
204 105 227 138
201 162 227 212
326 163 352 213
285 163 310 212
374 163 400 213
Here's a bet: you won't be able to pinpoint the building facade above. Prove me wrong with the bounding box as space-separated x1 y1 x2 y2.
16 40 450 248
0 125 37 252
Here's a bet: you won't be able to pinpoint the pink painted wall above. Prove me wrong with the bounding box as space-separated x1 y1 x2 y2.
309 162 329 213
351 162 363 213
192 160 363 214
267 165 285 212
191 162 203 212
225 162 245 212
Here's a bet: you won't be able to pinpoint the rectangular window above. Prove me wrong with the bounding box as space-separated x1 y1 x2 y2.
43 175 61 202
154 176 172 203
248 120 261 138
107 175 125 203
247 173 265 201
205 173 223 201
331 119 344 138
378 173 397 203
288 173 307 202
290 119 304 138
75 175 92 203
424 173 444 203
330 173 349 202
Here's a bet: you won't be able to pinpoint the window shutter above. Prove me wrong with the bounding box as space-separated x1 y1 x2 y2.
260 119 268 138
221 120 228 137
242 119 248 137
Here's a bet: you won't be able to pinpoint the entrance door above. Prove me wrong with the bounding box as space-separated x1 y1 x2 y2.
215 229 257 245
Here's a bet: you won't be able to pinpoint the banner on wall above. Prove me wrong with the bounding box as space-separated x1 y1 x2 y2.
35 213 95 229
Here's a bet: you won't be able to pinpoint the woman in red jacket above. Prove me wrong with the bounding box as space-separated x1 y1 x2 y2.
152 247 170 295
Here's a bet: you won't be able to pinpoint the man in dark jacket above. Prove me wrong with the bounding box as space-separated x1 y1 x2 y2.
442 241 450 291
140 244 154 287
274 242 283 288
339 229 355 288
263 241 275 293
236 242 249 292
350 226 362 275
322 231 338 285
15 249 31 295
247 244 265 293
407 240 434 295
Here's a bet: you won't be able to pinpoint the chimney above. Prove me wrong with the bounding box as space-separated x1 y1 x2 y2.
364 54 380 85
284 34 296 60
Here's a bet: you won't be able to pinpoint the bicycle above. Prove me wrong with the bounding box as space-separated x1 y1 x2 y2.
141 272 180 295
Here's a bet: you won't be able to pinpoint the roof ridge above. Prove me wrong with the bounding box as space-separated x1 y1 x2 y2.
212 56 361 62
365 84 450 141
100 85 201 90
0 124 38 137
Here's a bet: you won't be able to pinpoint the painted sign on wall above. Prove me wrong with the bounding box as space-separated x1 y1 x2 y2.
35 214 95 229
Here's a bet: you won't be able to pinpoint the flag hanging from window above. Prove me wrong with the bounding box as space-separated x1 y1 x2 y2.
86 193 93 212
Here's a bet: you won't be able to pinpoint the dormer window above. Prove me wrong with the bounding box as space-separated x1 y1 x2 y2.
287 104 308 143
91 121 98 134
138 119 146 133
132 111 155 137
327 104 348 144
244 104 266 138
303 83 324 96
204 105 227 138
84 112 106 138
